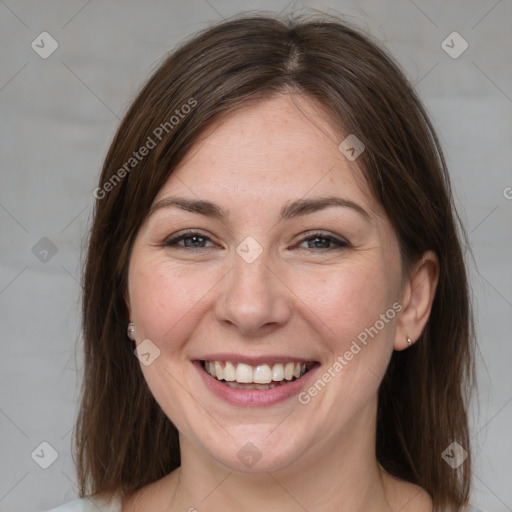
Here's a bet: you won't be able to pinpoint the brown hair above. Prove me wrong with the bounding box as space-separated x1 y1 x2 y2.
76 13 475 510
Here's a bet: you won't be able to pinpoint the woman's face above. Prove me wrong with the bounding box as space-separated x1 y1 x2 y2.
127 94 405 473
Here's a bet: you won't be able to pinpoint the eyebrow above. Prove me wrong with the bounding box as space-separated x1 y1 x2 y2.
148 196 371 222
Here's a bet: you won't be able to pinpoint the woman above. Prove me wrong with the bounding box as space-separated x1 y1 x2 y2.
48 13 478 512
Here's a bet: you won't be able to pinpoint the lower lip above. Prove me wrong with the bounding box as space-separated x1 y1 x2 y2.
193 360 320 407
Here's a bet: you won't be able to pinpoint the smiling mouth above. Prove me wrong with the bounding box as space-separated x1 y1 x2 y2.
201 360 316 390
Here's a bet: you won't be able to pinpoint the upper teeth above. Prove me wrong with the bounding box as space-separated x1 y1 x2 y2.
204 361 309 384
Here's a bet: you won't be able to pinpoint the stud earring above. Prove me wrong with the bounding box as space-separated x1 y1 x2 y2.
127 322 136 340
406 336 413 346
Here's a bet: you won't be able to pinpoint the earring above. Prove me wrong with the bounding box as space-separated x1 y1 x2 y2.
127 322 136 340
406 336 413 346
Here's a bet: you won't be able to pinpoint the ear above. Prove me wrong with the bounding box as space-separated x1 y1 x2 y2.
395 250 439 351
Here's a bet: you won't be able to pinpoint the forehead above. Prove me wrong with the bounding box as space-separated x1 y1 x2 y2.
155 94 375 213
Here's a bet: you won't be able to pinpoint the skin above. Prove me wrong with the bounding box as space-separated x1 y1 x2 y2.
122 94 439 511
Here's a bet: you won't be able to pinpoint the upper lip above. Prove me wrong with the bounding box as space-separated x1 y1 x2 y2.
195 353 318 366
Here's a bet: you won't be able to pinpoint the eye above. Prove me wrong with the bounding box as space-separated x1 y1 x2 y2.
295 232 349 251
161 230 350 252
162 230 215 249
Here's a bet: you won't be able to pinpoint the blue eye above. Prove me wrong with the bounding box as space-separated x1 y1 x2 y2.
163 231 214 249
296 232 349 251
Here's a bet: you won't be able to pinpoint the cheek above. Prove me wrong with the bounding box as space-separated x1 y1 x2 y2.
128 257 221 348
298 262 397 338
128 258 218 432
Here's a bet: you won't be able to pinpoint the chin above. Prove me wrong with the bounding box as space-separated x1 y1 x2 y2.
201 426 311 474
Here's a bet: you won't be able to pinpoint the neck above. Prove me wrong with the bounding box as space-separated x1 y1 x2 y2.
162 399 394 511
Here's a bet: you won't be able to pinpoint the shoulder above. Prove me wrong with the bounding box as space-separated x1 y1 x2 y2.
45 499 86 512
45 493 122 512
396 482 433 511
387 481 487 512
381 470 433 511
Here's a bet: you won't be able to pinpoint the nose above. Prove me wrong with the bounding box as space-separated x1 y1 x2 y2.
214 248 294 336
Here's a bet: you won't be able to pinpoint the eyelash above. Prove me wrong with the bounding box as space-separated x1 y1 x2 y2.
162 230 349 252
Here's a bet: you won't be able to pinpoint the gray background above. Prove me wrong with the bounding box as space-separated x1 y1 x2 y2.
0 1 511 511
